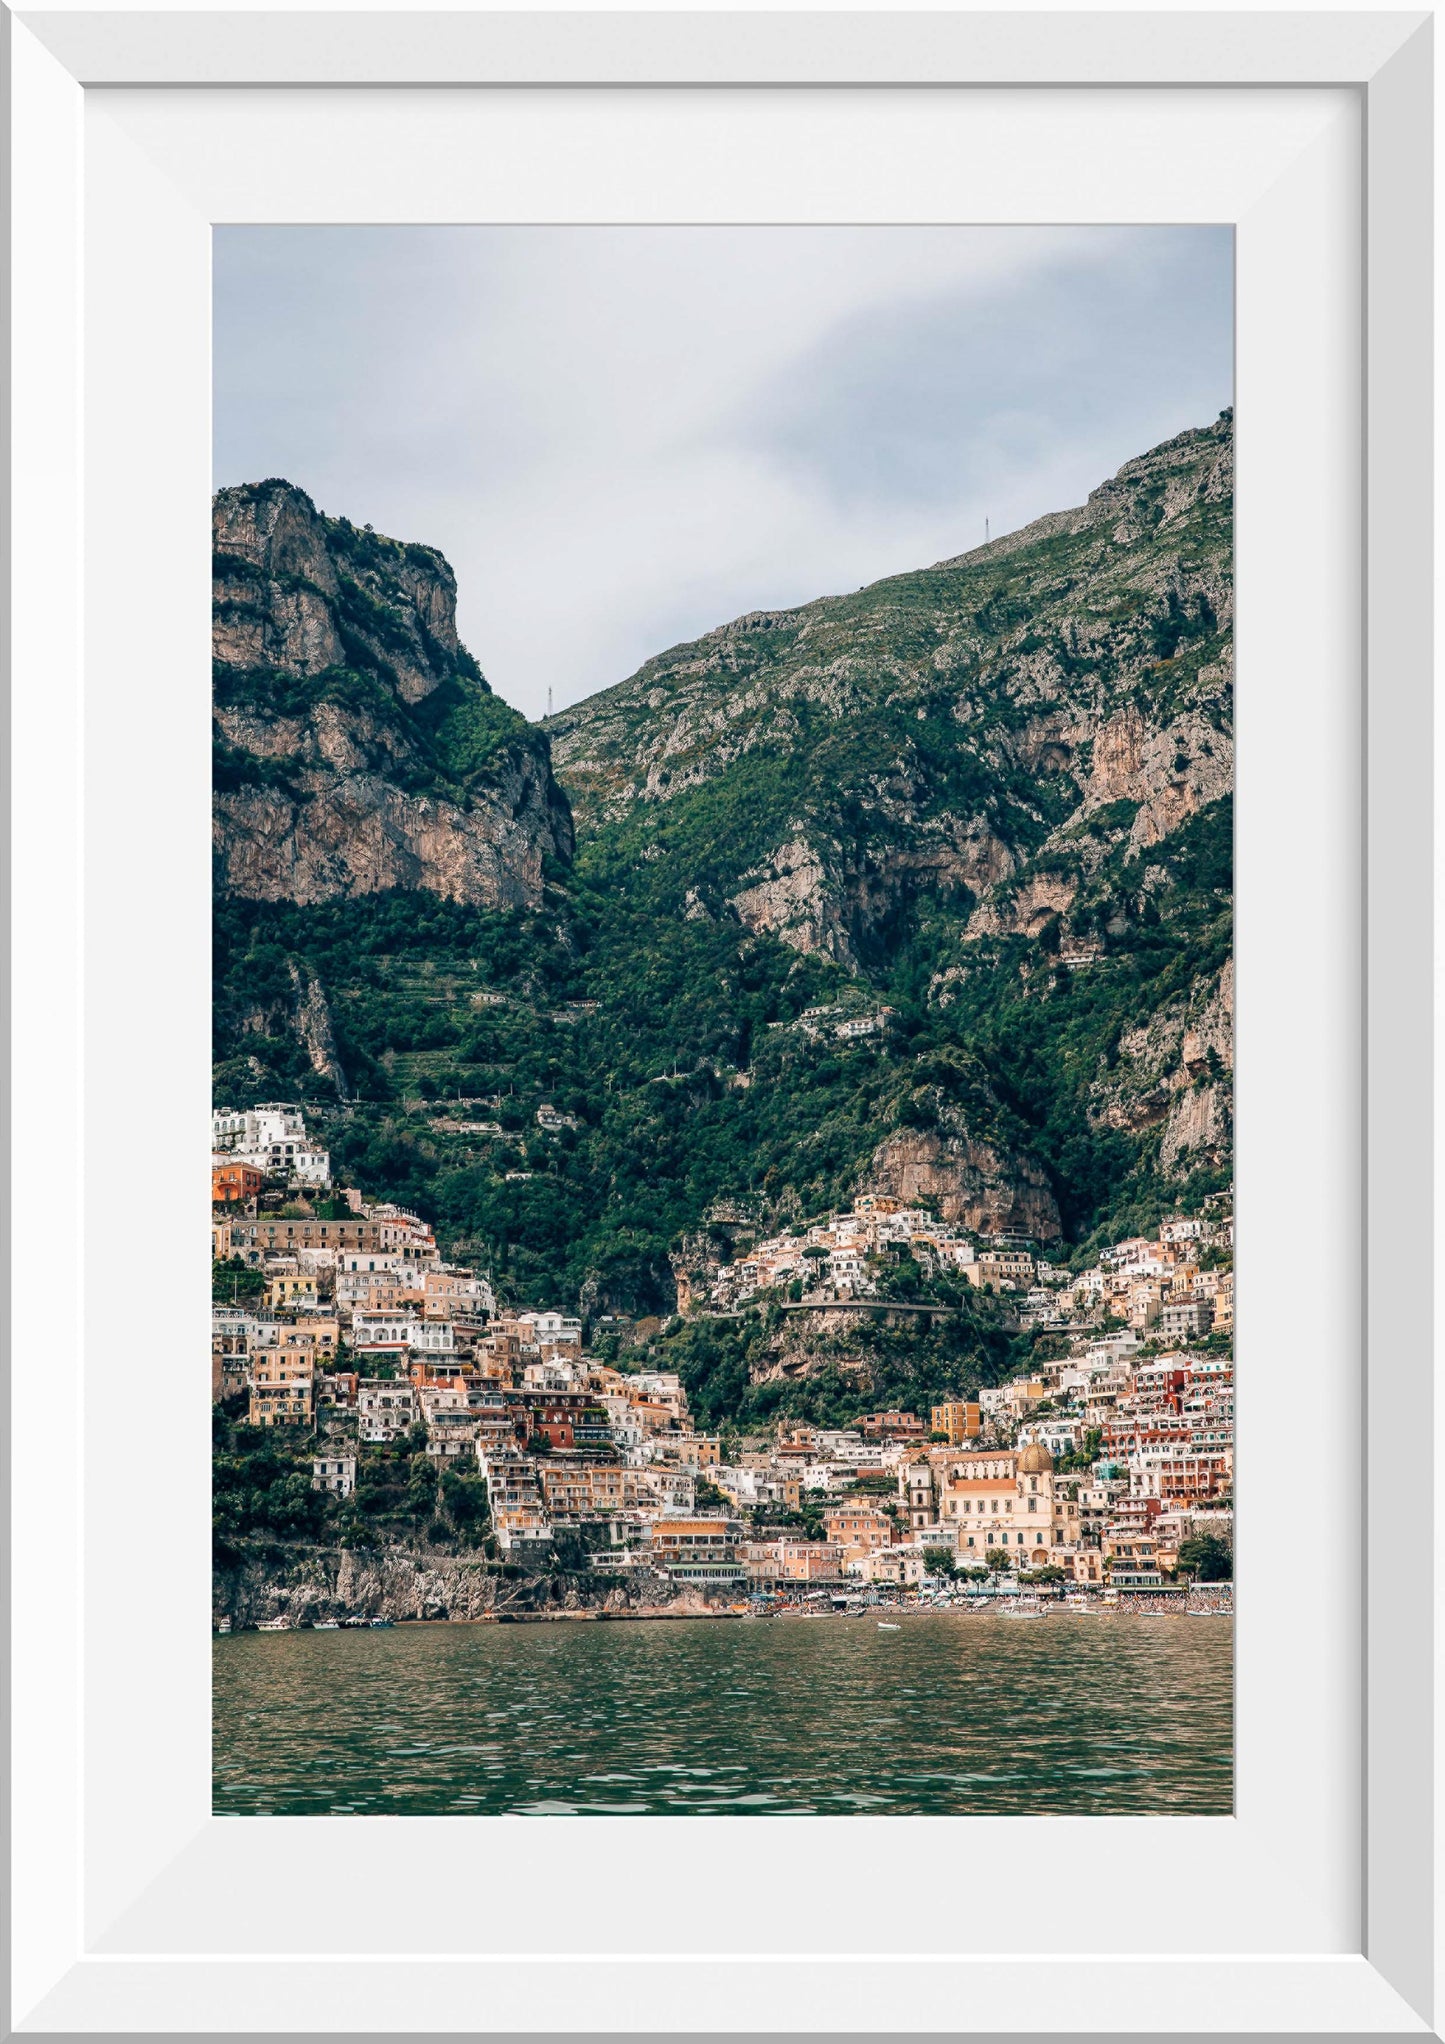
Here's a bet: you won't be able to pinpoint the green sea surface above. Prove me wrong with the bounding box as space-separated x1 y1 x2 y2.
213 1610 1232 1816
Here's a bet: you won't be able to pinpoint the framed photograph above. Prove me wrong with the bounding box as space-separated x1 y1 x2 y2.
6 6 1434 2036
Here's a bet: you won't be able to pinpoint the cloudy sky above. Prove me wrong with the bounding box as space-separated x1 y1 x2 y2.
214 226 1232 721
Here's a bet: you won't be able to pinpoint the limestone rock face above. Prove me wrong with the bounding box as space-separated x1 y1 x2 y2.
863 1127 1062 1242
289 960 350 1100
1084 700 1234 851
547 411 1233 966
213 481 573 908
1091 957 1234 1177
213 746 568 912
966 869 1078 941
729 838 850 961
213 1548 718 1627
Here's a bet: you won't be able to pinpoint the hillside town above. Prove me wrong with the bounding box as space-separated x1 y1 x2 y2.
214 1104 1234 1620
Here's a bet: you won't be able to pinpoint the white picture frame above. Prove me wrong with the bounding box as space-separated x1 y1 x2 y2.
4 6 1434 2036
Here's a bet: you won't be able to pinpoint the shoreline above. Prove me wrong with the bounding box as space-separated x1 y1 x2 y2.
219 1596 1235 1635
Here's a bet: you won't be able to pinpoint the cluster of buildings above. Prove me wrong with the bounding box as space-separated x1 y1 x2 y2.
691 1298 1233 1594
213 1103 332 1197
793 1002 896 1043
694 1194 1233 1347
213 1105 1232 1597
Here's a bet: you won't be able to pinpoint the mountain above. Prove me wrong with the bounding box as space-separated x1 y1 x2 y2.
213 480 573 909
548 412 1232 955
213 416 1233 1414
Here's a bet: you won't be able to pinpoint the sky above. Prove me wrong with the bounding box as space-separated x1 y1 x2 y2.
214 225 1232 721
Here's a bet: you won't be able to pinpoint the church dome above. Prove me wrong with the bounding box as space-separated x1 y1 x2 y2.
1018 1441 1054 1475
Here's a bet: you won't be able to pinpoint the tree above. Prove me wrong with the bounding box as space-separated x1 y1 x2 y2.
1055 1426 1102 1474
984 1547 1014 1575
1176 1533 1232 1582
439 1465 491 1548
921 1547 956 1579
212 1258 265 1305
404 1449 437 1525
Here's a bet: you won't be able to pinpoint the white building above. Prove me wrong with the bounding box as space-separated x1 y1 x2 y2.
311 1454 356 1498
357 1380 417 1442
1022 1416 1085 1458
1098 1236 1169 1275
835 1010 893 1040
516 1311 582 1347
846 1547 925 1587
212 1103 331 1186
522 1358 584 1391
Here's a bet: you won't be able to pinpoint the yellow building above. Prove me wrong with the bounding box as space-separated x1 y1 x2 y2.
297 1313 339 1350
248 1352 316 1427
931 1400 981 1445
266 1272 319 1311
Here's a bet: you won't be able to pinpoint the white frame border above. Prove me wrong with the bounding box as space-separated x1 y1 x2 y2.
3 8 1435 2039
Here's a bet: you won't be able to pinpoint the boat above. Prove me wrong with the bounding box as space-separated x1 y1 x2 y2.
369 1616 394 1628
312 1620 339 1630
256 1617 290 1632
1064 1593 1090 1611
214 1616 231 1635
877 1621 901 1630
998 1593 1045 1620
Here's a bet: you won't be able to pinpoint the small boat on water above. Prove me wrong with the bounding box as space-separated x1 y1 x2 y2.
257 1617 290 1632
1064 1593 1089 1611
999 1593 1045 1620
877 1621 901 1630
312 1620 339 1630
215 1616 231 1634
369 1616 393 1628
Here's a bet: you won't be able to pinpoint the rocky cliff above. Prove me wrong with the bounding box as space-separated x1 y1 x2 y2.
213 1545 723 1628
213 482 573 909
863 1125 1061 1238
548 411 1232 971
214 417 1233 1353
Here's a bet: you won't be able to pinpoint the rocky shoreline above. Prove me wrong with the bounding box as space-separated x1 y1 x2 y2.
213 1548 1233 1634
213 1544 736 1631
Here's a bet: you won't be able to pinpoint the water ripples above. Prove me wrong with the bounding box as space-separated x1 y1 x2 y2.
213 1611 1232 1816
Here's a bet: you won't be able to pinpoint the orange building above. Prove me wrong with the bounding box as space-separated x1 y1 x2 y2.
648 1518 744 1565
212 1160 264 1205
931 1399 982 1445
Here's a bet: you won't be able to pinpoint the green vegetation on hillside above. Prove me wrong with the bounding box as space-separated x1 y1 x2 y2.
214 777 1229 1312
213 417 1234 1425
212 1407 492 1567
